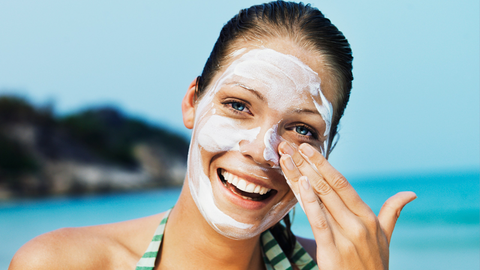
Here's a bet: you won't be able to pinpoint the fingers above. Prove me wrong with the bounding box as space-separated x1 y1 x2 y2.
279 154 303 209
298 176 336 248
279 153 341 230
378 191 417 244
298 143 371 215
280 142 371 217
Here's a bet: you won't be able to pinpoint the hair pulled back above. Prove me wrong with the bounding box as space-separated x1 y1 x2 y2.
196 0 353 261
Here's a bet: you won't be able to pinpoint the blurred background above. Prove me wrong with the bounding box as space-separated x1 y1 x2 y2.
0 0 478 269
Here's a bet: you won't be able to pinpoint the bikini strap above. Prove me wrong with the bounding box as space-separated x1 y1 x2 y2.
135 209 318 270
261 229 318 270
135 209 171 270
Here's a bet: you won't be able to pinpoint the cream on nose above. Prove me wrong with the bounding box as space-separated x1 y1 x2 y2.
239 123 282 168
262 124 284 168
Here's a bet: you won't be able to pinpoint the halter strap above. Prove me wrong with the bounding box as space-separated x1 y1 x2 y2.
135 209 318 270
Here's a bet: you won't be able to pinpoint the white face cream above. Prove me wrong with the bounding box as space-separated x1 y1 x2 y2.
187 48 333 239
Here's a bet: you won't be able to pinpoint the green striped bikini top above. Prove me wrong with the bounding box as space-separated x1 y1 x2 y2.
135 209 318 270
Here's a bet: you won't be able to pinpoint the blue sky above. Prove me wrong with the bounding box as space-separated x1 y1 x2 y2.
0 0 478 177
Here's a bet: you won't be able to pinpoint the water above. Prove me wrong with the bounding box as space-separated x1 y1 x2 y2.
1 171 478 269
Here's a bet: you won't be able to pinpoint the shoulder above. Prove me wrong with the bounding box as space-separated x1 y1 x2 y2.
9 213 165 270
296 236 316 262
9 226 119 270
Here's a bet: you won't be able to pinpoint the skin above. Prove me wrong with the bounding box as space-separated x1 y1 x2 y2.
9 39 416 270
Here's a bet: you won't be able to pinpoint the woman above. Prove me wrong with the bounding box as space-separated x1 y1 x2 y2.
10 1 416 269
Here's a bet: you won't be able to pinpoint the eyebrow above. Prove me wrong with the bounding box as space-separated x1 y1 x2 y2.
225 82 322 117
291 108 321 116
226 82 266 102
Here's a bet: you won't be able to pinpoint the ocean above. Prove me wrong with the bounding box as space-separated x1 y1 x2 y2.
1 170 478 269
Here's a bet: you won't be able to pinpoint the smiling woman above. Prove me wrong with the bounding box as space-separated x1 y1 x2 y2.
9 1 416 270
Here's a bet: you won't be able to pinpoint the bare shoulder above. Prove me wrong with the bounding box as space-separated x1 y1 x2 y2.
296 236 316 262
9 213 166 270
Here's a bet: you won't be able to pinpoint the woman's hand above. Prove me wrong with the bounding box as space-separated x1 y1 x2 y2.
278 142 416 270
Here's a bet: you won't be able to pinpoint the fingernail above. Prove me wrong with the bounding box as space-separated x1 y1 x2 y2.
300 176 310 190
282 154 295 171
299 143 314 157
281 142 295 156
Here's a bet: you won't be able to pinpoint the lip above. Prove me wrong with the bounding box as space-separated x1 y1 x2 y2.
215 168 277 210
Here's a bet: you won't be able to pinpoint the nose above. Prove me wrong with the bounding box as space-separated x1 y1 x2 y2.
239 124 282 168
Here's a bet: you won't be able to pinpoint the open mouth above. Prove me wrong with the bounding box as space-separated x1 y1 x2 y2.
218 169 276 201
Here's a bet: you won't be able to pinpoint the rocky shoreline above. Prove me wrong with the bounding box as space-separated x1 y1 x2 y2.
0 96 189 199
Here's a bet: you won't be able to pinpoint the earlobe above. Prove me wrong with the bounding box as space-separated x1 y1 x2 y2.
182 78 197 129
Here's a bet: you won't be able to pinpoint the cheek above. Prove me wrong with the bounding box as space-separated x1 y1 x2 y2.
197 115 260 153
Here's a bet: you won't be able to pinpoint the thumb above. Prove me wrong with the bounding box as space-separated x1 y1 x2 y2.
378 191 417 244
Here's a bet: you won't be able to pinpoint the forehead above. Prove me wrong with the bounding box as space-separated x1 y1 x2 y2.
214 48 323 110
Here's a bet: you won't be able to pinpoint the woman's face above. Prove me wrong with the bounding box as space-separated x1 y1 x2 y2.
186 41 335 239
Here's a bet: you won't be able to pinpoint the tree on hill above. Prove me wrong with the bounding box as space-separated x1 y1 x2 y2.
59 107 189 167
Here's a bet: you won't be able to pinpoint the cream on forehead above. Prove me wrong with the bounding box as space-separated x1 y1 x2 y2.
223 48 333 137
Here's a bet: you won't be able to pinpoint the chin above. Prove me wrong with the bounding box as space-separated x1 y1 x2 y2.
206 197 297 240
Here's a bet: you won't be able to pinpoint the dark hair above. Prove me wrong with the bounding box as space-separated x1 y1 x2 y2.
196 0 353 260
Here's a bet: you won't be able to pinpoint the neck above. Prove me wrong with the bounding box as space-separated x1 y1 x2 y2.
159 180 265 270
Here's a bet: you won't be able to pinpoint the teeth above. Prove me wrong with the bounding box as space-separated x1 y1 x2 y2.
230 175 239 186
222 170 271 195
245 183 256 193
237 179 247 190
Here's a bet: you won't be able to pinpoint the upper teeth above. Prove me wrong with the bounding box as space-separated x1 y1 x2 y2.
222 170 271 195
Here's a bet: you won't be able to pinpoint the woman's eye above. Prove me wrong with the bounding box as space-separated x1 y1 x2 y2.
231 102 246 111
295 126 313 137
226 101 251 114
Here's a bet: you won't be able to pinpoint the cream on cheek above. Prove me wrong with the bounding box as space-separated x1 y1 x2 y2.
198 115 260 152
188 85 260 238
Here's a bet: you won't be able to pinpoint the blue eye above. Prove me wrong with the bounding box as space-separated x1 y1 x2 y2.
295 126 312 136
224 100 251 115
231 102 246 111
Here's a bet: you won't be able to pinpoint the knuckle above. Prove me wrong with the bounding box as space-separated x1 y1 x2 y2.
331 174 350 190
363 214 379 230
382 201 401 218
350 223 369 241
312 179 332 195
342 240 356 255
381 200 394 210
294 155 307 168
304 194 318 204
318 200 326 211
316 155 328 167
313 216 329 231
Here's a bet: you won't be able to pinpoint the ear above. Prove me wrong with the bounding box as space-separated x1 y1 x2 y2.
182 78 198 129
